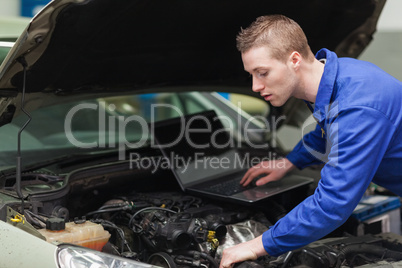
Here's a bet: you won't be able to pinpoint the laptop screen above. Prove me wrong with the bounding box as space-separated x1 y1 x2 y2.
152 110 244 187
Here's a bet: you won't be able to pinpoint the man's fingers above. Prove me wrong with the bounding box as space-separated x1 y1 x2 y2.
241 168 271 186
255 173 279 186
240 161 272 185
241 163 262 180
220 237 263 268
219 262 234 268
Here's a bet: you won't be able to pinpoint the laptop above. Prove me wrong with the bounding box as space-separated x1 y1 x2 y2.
151 110 313 204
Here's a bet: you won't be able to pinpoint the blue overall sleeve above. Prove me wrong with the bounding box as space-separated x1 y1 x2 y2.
286 123 326 169
261 106 397 256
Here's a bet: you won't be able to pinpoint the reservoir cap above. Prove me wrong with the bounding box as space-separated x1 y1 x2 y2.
46 217 66 231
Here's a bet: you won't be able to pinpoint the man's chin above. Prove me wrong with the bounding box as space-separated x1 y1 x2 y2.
268 100 284 107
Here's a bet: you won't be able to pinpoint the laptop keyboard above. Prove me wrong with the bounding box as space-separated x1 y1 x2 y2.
202 177 255 196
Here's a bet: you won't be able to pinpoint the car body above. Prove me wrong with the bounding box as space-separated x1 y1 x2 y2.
1 0 399 268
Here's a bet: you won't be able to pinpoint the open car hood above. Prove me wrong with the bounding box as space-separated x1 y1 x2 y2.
0 0 386 118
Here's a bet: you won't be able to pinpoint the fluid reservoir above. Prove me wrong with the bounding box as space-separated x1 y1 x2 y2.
37 218 111 251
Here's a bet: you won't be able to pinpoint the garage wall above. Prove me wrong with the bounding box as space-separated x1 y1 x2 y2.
359 32 402 81
375 0 402 31
357 0 402 81
0 0 20 16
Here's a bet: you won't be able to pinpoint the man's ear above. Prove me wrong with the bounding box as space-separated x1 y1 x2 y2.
289 51 302 70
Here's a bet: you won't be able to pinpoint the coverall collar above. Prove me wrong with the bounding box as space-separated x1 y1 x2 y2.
312 48 339 123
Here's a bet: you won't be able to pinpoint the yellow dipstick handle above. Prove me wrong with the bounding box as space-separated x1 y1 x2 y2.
10 215 25 224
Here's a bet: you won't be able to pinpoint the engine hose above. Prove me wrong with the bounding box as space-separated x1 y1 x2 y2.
140 233 159 252
175 250 219 268
340 243 402 261
263 200 287 223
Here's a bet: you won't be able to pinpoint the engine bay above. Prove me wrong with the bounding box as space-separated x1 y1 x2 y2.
1 159 402 268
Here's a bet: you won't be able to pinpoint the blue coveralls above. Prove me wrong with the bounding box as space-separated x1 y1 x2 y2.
262 48 402 256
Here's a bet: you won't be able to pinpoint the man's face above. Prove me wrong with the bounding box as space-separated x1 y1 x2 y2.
241 46 298 107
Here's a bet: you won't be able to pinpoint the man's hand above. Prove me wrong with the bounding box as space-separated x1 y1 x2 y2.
240 158 295 186
219 235 267 268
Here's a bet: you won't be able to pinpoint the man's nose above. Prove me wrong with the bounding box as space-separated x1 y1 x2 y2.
252 77 264 92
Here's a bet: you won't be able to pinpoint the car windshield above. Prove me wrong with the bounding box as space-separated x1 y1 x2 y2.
0 91 270 168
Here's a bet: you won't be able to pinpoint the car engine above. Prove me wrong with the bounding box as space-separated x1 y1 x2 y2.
1 159 402 268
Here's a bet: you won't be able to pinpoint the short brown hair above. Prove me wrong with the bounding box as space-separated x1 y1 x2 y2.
236 15 314 62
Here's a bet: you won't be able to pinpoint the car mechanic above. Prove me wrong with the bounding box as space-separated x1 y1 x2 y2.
219 14 402 268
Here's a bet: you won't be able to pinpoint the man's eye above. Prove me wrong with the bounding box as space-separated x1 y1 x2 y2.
257 72 267 78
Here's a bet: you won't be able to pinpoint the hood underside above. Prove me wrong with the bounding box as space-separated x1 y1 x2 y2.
0 0 385 95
